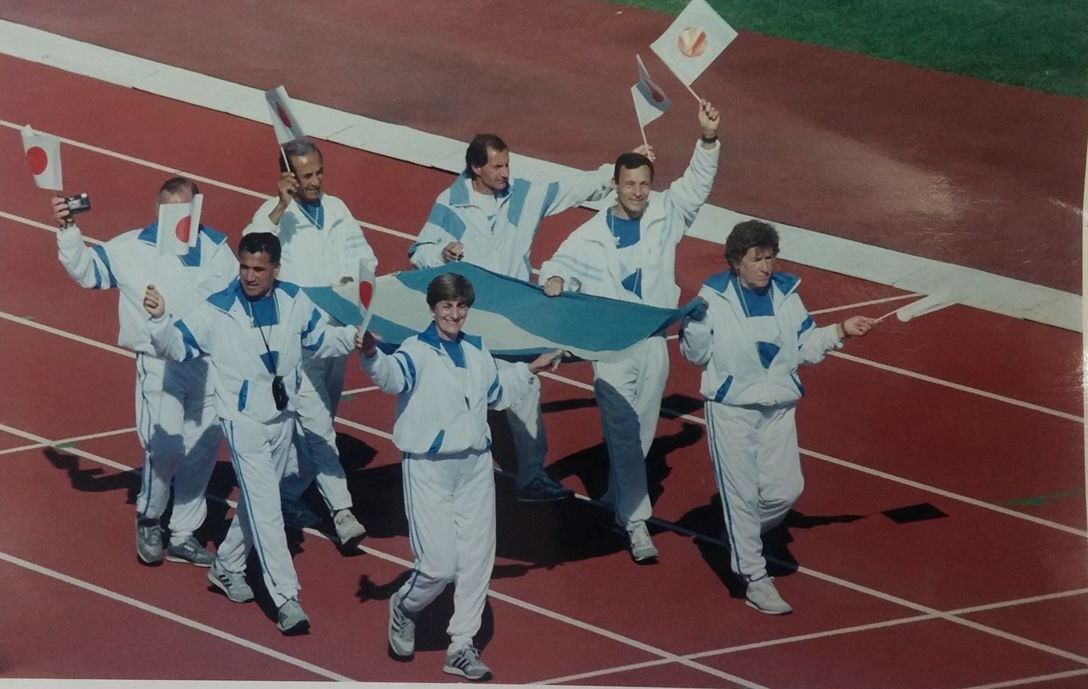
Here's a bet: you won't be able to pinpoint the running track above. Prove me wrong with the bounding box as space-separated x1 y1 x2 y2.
0 12 1085 689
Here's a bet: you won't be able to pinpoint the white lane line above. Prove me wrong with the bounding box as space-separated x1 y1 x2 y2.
5 299 1083 539
0 309 135 359
0 210 101 242
4 197 1079 426
0 426 136 456
0 552 354 681
6 421 768 689
946 587 1088 615
9 417 1086 678
828 351 1083 423
955 668 1088 689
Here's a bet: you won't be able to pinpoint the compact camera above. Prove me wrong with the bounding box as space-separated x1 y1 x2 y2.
272 375 289 411
64 193 92 215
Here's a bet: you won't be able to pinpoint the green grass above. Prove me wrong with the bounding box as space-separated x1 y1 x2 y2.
614 0 1088 99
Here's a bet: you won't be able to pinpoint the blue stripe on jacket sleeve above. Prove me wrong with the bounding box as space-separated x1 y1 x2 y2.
174 320 205 360
425 204 467 241
539 181 559 218
91 245 118 288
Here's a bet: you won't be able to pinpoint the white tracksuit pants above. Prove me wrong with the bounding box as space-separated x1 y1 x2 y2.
591 336 669 531
134 355 219 544
396 449 496 650
705 401 804 582
280 353 353 512
505 376 550 489
219 415 300 607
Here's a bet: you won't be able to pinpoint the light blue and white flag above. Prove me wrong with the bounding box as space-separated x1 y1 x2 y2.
307 263 698 361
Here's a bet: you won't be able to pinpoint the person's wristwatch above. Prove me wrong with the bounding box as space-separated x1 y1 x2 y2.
700 134 718 144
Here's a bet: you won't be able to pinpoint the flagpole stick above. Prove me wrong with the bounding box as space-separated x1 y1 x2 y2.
685 82 702 104
279 145 291 174
874 308 900 324
639 122 649 150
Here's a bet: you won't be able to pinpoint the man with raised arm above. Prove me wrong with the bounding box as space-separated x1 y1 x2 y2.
243 138 374 550
53 177 236 568
540 100 721 563
410 133 635 502
143 232 363 635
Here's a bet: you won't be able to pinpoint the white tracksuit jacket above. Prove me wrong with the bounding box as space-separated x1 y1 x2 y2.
57 222 238 353
359 323 534 455
147 279 357 425
679 270 843 406
244 194 377 300
539 140 720 307
408 165 613 281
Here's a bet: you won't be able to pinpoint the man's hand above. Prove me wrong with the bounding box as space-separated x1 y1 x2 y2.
528 349 564 374
441 241 464 263
698 99 721 142
840 315 877 338
268 171 299 225
632 144 657 163
51 196 72 229
143 285 165 318
359 330 379 357
542 276 564 297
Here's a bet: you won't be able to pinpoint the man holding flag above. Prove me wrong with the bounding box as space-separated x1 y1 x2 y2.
409 134 643 503
243 138 374 550
52 177 237 567
540 100 721 562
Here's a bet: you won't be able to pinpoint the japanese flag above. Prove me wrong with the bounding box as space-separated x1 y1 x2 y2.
20 125 63 190
631 54 671 127
156 193 204 256
650 0 738 86
265 85 306 146
895 293 957 322
357 259 377 334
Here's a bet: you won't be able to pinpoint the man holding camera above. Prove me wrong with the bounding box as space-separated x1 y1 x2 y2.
243 138 373 549
143 232 363 635
53 177 237 568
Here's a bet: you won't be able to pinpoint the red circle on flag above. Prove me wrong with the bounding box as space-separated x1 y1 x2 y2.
650 86 666 103
26 146 49 175
276 103 293 129
677 27 708 58
359 281 374 309
175 216 192 244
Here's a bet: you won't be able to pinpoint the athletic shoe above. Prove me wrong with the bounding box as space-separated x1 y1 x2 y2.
207 560 255 603
276 598 311 635
333 509 367 549
627 522 659 563
136 517 163 565
443 645 492 681
388 591 416 658
745 577 793 615
516 475 574 503
165 536 214 567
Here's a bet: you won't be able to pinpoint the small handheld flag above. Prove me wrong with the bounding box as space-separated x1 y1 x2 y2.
650 0 738 99
156 194 203 256
631 54 671 146
265 86 307 146
876 292 958 323
357 259 377 334
20 125 63 191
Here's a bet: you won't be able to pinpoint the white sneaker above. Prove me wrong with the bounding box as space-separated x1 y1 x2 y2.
333 509 367 550
745 577 793 615
627 522 659 562
443 645 492 681
388 591 416 658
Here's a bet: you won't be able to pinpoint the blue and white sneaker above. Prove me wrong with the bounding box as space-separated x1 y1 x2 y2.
443 645 492 681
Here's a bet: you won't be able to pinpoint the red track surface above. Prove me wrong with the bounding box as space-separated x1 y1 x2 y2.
0 1 1084 292
0 17 1085 689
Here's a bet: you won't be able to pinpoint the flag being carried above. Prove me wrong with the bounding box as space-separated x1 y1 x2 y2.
650 0 738 98
156 193 204 256
265 85 307 146
631 54 671 146
20 125 63 191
